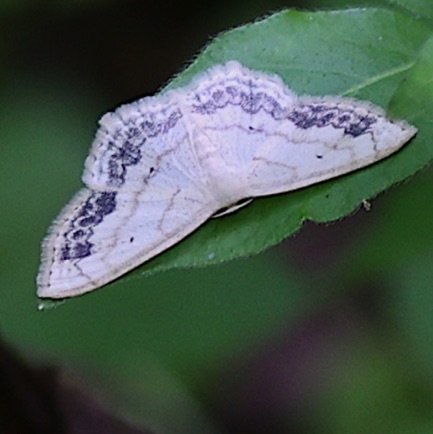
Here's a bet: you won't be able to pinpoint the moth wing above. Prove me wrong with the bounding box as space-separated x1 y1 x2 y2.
37 182 215 298
184 63 416 198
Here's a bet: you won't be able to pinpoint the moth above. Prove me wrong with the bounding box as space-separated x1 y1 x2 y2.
37 61 417 298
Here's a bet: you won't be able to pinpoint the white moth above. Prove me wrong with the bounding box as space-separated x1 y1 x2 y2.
37 61 417 299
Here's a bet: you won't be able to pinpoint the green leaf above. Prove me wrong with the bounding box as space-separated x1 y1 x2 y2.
40 7 433 303
386 0 433 22
343 34 433 275
297 0 433 24
137 9 430 271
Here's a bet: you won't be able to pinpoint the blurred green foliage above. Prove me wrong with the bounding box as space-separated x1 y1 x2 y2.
2 1 433 433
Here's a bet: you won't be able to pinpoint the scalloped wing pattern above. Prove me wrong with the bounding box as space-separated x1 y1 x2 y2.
37 61 417 298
